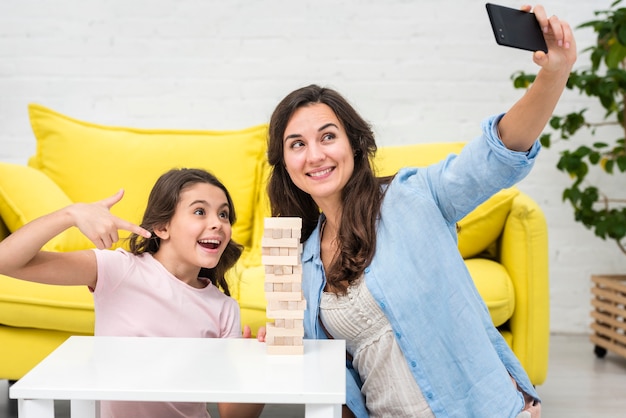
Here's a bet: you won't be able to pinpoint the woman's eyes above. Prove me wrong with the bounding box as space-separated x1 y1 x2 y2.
194 208 205 216
289 133 335 149
218 211 229 219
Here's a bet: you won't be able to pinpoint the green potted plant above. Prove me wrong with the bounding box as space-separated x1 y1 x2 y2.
511 0 626 255
511 0 626 359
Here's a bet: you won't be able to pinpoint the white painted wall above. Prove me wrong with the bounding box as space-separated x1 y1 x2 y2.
1 0 624 333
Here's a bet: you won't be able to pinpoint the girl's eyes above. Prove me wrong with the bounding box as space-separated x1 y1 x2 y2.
193 208 229 219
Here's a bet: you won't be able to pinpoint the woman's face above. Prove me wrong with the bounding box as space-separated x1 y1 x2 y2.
282 103 354 209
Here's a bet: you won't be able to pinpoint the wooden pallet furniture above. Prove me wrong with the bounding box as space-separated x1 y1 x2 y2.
590 274 626 358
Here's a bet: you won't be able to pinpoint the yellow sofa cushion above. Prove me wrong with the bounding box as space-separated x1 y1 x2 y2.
0 277 94 334
27 104 268 249
0 163 93 251
456 187 519 258
465 258 515 326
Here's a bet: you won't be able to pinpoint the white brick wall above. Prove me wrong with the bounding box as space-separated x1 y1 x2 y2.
1 0 625 333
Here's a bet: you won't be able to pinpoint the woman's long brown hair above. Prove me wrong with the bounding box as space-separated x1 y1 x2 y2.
267 85 392 293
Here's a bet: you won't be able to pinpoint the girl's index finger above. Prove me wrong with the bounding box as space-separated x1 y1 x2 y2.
117 219 152 239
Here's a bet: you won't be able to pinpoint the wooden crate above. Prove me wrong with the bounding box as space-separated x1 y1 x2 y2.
590 275 626 358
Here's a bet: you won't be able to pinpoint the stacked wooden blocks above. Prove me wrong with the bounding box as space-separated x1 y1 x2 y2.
262 217 305 355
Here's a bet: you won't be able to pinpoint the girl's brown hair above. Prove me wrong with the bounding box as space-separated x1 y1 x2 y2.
128 168 242 296
267 84 392 293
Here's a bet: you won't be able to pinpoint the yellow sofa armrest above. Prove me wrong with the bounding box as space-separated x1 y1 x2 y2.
500 191 549 385
0 163 93 252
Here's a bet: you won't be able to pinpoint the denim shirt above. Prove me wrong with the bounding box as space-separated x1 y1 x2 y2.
301 114 541 418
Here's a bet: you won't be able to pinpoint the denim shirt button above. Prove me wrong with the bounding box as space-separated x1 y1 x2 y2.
379 302 385 309
364 267 370 274
395 332 401 339
410 360 417 367
426 392 433 399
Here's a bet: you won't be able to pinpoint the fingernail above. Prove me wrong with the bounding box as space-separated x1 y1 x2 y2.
565 42 570 49
558 40 563 47
543 26 548 33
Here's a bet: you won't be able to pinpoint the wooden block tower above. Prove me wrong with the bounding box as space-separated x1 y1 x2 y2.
262 217 305 355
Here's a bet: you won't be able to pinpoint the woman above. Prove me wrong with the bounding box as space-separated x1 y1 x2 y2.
266 5 575 417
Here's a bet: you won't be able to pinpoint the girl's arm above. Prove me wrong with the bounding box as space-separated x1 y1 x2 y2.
498 4 577 152
0 189 150 289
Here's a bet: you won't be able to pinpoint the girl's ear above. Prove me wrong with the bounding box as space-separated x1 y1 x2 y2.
153 224 169 240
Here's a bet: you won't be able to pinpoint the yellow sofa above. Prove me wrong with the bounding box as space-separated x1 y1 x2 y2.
0 104 549 385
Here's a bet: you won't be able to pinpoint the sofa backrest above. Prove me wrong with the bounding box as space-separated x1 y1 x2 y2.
26 104 269 252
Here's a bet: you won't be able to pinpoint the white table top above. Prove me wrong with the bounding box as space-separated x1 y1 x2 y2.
10 336 346 405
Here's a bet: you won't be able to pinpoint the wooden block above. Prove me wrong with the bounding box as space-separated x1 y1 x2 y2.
261 255 300 266
264 282 274 292
267 300 289 310
267 344 304 355
265 273 302 283
266 309 305 319
264 217 302 229
265 291 303 301
287 300 307 310
261 237 300 248
288 282 302 292
266 323 304 337
281 228 292 238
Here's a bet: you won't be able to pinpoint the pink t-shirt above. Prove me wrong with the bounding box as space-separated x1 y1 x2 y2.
93 248 241 418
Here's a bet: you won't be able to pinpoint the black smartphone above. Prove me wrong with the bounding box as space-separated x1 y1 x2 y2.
486 3 548 53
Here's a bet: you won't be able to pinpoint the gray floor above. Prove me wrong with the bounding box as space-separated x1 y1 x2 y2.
1 333 625 417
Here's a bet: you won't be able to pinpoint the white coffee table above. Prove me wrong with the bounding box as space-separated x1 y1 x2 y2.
9 336 346 418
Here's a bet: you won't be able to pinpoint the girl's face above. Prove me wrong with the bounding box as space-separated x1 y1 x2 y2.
283 103 354 210
154 182 232 286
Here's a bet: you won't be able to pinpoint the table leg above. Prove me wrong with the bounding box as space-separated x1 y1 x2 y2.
304 403 341 418
17 399 54 418
71 399 96 418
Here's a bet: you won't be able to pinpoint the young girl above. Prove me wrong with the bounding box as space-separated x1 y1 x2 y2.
0 168 264 418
